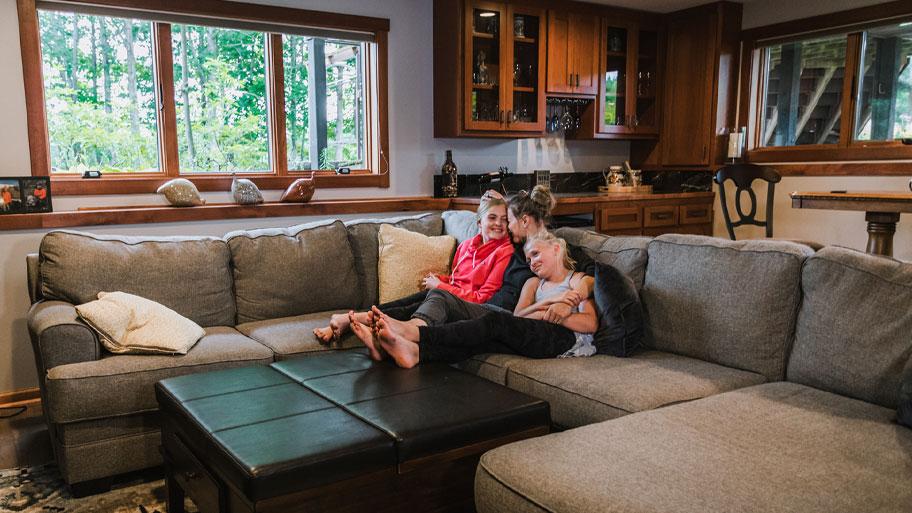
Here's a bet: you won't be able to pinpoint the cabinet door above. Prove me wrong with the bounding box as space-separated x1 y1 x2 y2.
598 20 631 134
505 6 546 132
660 12 716 165
465 1 508 131
546 10 572 94
570 14 600 95
632 27 660 135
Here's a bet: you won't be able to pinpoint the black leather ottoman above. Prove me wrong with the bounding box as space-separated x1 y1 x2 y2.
155 350 549 513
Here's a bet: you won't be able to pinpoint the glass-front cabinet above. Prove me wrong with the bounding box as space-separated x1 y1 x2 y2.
464 0 545 132
598 20 660 136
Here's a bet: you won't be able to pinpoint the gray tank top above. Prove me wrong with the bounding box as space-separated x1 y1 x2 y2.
534 271 596 358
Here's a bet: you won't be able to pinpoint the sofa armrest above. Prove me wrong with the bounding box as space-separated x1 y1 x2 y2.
28 300 101 374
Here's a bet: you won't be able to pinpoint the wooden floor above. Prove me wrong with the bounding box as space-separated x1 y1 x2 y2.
0 400 53 470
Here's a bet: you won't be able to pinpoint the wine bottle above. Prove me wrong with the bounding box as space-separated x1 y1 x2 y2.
441 150 458 198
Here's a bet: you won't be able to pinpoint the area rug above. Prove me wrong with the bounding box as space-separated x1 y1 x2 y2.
0 464 197 513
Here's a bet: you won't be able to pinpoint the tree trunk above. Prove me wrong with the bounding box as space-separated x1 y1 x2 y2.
180 25 196 165
69 15 79 94
90 18 98 103
124 19 140 136
100 18 112 113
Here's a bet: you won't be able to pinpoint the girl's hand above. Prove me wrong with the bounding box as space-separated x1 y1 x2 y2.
422 273 442 290
544 302 572 324
559 290 583 308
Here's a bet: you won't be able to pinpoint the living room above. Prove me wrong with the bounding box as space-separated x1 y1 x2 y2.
0 0 910 511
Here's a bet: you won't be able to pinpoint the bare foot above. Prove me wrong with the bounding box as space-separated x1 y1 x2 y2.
370 306 422 342
314 312 369 344
376 317 420 369
349 311 383 361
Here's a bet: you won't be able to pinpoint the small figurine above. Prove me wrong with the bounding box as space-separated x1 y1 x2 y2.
231 174 264 205
157 178 205 207
280 173 316 203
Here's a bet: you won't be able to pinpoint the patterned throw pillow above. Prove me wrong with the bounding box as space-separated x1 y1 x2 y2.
76 291 205 355
377 224 456 303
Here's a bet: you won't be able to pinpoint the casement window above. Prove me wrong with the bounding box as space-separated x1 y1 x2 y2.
18 0 389 194
741 5 912 168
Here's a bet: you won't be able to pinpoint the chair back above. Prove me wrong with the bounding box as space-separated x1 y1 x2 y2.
714 164 781 240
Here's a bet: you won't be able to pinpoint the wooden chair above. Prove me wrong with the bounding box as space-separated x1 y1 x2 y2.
714 164 781 240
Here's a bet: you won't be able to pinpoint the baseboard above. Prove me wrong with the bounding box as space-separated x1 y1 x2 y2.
0 387 41 408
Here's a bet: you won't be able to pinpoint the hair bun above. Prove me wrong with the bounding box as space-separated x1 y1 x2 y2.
529 185 555 211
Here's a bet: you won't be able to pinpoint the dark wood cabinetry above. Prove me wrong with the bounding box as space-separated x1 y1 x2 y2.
632 2 741 168
546 11 599 95
597 194 714 236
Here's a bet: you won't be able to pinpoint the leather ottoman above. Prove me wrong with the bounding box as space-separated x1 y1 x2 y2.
155 350 550 513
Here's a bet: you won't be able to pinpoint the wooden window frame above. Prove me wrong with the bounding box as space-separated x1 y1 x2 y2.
738 0 912 174
16 0 390 195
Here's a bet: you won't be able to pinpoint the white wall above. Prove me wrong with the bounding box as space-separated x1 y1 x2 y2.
715 0 912 260
0 0 629 393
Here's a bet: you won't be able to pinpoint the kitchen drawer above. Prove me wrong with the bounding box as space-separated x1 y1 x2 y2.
165 431 222 513
643 205 679 227
679 203 713 225
599 207 642 231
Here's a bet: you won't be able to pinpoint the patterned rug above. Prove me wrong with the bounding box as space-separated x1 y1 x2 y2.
0 464 197 513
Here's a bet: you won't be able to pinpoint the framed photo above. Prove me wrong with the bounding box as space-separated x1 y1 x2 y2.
0 177 52 215
20 177 52 213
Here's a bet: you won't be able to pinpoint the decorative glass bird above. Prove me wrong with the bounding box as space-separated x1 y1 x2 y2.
231 174 264 205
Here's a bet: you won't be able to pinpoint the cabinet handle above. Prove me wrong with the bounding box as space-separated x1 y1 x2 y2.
569 72 573 86
576 74 580 87
653 212 673 220
702 145 707 161
507 109 512 124
632 114 639 127
499 109 504 123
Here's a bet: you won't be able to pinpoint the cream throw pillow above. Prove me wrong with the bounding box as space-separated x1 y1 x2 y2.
76 291 205 355
378 224 457 303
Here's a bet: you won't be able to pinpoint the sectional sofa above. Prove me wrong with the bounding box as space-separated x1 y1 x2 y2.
25 211 912 510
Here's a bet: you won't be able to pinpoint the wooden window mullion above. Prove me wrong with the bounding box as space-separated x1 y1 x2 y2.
153 22 180 176
16 0 51 177
837 32 862 148
266 33 288 176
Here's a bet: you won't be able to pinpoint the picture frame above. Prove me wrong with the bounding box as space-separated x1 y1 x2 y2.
0 176 52 215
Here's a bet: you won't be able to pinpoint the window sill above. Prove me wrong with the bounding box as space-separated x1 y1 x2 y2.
748 142 912 166
0 197 447 231
50 171 389 195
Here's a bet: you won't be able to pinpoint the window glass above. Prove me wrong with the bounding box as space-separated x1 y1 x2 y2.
39 11 159 174
759 35 847 147
283 35 366 170
854 23 912 141
172 24 269 173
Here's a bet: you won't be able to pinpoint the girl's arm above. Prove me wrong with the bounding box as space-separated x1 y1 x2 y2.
513 277 541 317
559 298 599 334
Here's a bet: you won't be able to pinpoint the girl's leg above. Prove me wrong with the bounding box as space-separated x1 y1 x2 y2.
411 289 493 327
314 291 430 343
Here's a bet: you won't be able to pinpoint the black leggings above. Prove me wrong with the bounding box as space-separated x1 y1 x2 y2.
377 289 497 327
417 310 576 364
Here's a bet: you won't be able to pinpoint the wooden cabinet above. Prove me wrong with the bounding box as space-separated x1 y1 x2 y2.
597 21 661 137
595 194 714 236
435 0 546 137
632 2 741 168
546 11 599 95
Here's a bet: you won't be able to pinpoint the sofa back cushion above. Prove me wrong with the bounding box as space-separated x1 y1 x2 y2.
554 227 650 289
227 220 361 323
39 230 235 327
788 247 912 408
442 210 479 244
642 234 812 381
345 213 443 308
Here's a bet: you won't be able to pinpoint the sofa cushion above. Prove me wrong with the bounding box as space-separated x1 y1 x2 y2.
900 366 912 429
592 262 643 356
505 350 766 428
44 326 274 423
39 230 235 327
442 210 479 244
377 224 456 303
642 234 812 381
788 247 912 409
345 213 443 309
236 311 363 360
455 353 530 386
554 227 650 288
476 381 912 513
227 220 361 323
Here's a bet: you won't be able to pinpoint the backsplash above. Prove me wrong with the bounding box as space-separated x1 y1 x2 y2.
433 170 713 197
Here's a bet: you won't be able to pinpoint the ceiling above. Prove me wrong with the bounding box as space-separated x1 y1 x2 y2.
582 0 761 14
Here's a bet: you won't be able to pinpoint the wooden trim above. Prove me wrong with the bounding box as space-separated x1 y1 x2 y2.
39 0 390 34
742 0 912 43
0 387 40 408
375 30 390 188
16 0 51 178
837 32 862 148
748 144 912 163
762 162 912 176
0 197 451 231
267 34 288 176
50 172 385 195
154 23 180 176
398 426 549 474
